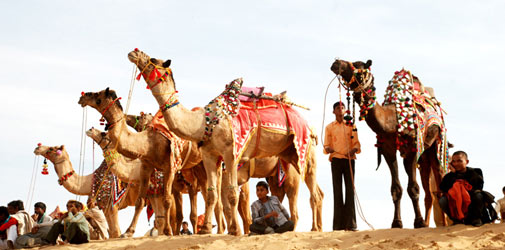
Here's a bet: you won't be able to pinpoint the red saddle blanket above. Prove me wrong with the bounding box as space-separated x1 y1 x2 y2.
231 97 311 177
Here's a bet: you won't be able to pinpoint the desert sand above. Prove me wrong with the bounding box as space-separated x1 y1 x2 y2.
35 223 505 250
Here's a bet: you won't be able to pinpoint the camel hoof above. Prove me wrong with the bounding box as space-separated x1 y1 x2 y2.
414 218 427 228
198 229 212 235
392 219 403 228
120 232 133 238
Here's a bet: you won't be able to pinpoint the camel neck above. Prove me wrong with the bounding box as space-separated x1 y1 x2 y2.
148 79 206 142
364 103 398 135
53 159 93 195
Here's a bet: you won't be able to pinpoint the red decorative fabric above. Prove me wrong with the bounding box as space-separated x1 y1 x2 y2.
146 200 154 222
448 180 472 220
231 100 311 176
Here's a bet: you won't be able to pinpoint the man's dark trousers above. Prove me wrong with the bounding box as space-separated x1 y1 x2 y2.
331 157 356 230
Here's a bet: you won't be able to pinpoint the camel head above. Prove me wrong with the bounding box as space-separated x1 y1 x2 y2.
78 88 123 115
86 127 112 150
125 112 154 132
34 144 68 164
330 59 375 106
127 49 174 90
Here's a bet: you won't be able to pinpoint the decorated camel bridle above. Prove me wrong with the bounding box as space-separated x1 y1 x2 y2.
37 144 74 185
337 61 377 121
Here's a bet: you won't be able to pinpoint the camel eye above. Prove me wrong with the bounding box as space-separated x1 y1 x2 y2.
96 99 102 105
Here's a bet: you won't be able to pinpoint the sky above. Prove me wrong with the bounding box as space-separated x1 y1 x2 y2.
1 0 504 237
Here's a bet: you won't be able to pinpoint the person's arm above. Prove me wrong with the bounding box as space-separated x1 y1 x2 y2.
323 125 333 154
251 202 266 224
274 196 290 220
350 125 361 156
439 173 455 193
0 217 17 231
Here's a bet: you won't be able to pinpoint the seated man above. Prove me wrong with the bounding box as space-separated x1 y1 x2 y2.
7 200 34 236
249 181 294 235
44 200 89 245
439 151 486 226
180 221 192 235
84 198 109 240
495 186 505 223
15 202 56 248
0 206 18 249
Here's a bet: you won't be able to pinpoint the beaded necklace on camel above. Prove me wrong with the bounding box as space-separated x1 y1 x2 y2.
202 78 242 142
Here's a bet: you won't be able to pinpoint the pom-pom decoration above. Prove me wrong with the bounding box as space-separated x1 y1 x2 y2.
41 158 49 175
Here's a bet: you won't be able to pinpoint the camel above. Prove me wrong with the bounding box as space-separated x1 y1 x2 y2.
330 59 449 228
33 144 167 238
127 49 323 235
78 91 227 235
85 128 184 237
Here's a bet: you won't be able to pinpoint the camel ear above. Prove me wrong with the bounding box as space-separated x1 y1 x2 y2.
105 87 110 96
163 60 171 68
60 145 65 150
365 60 372 69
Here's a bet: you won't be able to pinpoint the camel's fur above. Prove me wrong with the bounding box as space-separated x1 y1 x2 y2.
330 59 445 228
127 49 323 235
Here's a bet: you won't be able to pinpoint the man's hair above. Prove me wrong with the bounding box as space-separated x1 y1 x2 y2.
502 186 505 193
453 151 468 159
256 181 269 191
0 206 9 217
7 200 24 211
75 201 84 210
333 101 345 110
182 221 188 225
34 202 46 212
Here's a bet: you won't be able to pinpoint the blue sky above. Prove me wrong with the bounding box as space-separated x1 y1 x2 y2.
1 0 504 236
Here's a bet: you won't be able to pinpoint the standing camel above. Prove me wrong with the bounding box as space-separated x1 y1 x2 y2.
33 144 167 238
78 91 225 235
128 49 323 235
330 59 449 228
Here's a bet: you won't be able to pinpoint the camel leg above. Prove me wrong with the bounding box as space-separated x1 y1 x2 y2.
285 171 301 230
221 155 241 235
403 152 426 228
304 155 324 231
103 205 121 238
200 153 220 234
187 179 198 235
419 155 432 227
382 146 403 228
122 196 145 237
215 165 225 234
238 182 252 234
173 189 183 235
162 169 176 235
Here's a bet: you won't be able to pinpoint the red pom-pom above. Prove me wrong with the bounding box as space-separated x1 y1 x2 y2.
37 143 42 147
134 48 139 52
81 92 85 96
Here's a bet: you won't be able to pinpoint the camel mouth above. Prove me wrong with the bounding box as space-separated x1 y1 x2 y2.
34 146 47 155
77 97 87 107
85 129 93 137
128 52 139 64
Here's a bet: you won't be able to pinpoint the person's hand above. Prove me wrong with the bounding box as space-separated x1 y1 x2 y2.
31 226 39 234
325 147 334 154
61 212 69 219
449 162 456 173
31 213 39 221
349 148 358 156
266 211 278 218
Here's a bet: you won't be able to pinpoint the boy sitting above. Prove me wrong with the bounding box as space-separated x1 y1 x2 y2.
249 181 294 235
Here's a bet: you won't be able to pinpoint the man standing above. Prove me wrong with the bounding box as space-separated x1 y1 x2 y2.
324 101 361 231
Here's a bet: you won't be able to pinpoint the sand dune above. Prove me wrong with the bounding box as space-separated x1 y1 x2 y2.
35 223 505 250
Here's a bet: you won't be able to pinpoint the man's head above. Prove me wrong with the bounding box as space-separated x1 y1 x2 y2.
451 151 469 172
333 101 345 122
0 206 9 221
502 186 505 195
66 200 79 214
87 197 97 209
34 202 46 216
182 221 189 230
7 200 24 214
256 181 269 200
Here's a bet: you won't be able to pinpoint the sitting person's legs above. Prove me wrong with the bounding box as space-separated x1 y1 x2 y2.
43 223 64 244
64 222 89 244
249 222 268 234
466 191 485 226
274 220 294 233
